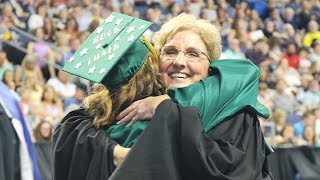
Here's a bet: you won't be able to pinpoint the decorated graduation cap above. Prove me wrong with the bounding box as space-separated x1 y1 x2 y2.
62 12 156 87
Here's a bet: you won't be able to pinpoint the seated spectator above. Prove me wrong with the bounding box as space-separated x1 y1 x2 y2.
299 80 320 109
164 2 183 21
309 40 320 63
27 1 47 32
0 50 13 81
0 2 26 29
2 70 19 100
63 17 79 41
27 28 57 79
281 7 297 28
229 18 249 49
18 86 39 136
38 85 64 127
90 3 104 23
297 125 320 147
309 61 320 84
33 120 53 143
71 5 92 32
276 124 299 148
264 7 284 31
298 47 311 75
59 38 80 67
14 54 45 88
274 58 301 87
46 70 76 100
272 109 288 136
54 31 71 67
302 20 320 47
262 20 276 38
280 24 296 46
220 38 245 59
294 110 316 137
63 82 87 113
55 6 69 31
258 82 274 111
272 79 300 115
43 17 57 43
19 73 44 106
245 38 269 67
282 42 300 69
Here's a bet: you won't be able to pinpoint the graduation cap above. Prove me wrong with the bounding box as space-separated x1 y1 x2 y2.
62 12 155 87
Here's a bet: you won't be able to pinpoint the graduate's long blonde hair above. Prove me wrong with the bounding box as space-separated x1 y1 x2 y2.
83 52 167 128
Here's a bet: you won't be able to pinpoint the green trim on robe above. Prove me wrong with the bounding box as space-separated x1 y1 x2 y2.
168 59 270 132
106 59 271 149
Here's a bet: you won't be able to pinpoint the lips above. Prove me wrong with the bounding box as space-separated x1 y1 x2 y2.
169 72 190 78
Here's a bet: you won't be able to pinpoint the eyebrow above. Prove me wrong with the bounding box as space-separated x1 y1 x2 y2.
162 45 205 52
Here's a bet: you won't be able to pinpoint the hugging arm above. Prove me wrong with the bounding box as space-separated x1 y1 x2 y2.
116 95 170 125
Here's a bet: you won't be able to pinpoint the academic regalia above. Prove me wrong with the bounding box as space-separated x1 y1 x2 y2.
110 100 272 180
109 60 273 179
0 103 20 180
52 108 117 180
53 59 273 179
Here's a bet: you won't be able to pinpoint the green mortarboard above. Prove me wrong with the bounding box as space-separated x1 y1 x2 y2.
62 12 153 87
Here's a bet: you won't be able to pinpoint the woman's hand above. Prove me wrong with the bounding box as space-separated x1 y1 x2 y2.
113 145 130 167
116 95 170 126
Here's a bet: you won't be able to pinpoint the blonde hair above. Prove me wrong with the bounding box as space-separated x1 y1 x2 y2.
153 13 222 61
272 109 287 124
83 53 167 128
21 54 37 68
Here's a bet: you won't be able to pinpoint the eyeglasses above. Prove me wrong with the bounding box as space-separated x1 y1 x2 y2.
160 46 210 63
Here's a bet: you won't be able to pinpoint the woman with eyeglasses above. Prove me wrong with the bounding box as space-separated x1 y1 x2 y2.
110 13 273 179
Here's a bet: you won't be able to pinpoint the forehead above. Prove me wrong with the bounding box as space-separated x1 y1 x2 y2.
164 30 207 51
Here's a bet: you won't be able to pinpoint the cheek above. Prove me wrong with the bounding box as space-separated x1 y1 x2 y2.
190 63 210 77
159 61 171 73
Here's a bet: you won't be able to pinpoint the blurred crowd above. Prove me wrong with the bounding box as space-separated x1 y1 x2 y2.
1 0 320 148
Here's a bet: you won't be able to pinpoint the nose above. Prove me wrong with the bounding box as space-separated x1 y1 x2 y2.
172 52 187 67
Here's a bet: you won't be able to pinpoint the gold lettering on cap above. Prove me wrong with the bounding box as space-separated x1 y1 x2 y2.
88 57 92 65
101 49 107 56
93 36 99 44
93 53 100 62
107 30 112 37
87 49 108 65
113 43 119 51
99 33 106 41
114 27 120 34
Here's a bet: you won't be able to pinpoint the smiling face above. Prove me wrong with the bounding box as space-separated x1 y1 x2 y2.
159 30 210 88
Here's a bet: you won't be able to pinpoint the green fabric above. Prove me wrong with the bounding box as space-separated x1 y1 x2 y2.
106 121 147 148
107 59 270 148
168 59 270 132
62 12 152 87
102 39 148 87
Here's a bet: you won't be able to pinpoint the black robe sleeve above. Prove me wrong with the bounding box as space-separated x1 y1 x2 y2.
110 100 273 180
52 108 117 180
0 103 20 180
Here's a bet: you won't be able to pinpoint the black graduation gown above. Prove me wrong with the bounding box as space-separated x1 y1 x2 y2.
0 103 20 180
52 109 117 180
53 99 272 180
110 100 272 180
